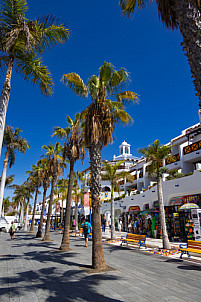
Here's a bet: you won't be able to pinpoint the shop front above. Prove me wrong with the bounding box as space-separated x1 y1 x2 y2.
166 194 201 241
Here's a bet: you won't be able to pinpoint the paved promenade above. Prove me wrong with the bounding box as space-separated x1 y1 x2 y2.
0 230 201 302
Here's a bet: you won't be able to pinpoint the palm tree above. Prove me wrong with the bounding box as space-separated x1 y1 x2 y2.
42 143 65 241
12 185 25 225
12 182 33 230
56 178 68 225
138 139 172 249
35 158 51 238
0 0 70 157
52 114 85 251
26 163 42 233
2 196 10 215
119 1 201 101
101 160 134 239
62 62 138 270
1 175 14 215
0 126 29 216
22 181 34 231
72 171 84 231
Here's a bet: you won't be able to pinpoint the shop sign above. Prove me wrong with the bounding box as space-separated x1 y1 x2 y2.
183 195 199 204
129 206 140 212
170 196 183 206
173 213 179 217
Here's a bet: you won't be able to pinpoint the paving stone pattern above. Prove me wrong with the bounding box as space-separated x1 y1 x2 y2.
0 230 201 302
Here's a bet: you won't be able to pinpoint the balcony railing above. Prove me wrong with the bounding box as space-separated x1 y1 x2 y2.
165 153 180 165
183 140 201 155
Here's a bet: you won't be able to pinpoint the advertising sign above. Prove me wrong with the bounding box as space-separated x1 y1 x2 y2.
191 209 201 241
170 197 183 206
184 195 199 204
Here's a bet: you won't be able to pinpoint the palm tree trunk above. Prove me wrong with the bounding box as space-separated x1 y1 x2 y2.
24 199 29 231
20 201 23 225
0 149 9 216
75 198 78 231
29 187 38 233
110 183 115 239
60 159 74 251
0 57 14 158
157 176 171 250
43 176 56 241
36 185 47 238
174 1 201 100
89 143 107 270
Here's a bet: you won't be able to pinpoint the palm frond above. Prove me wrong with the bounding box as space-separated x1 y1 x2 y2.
15 51 53 96
33 15 70 53
87 75 99 98
61 73 88 97
67 115 74 126
99 61 114 84
117 90 139 104
52 126 70 139
114 108 133 125
110 68 129 88
119 0 148 17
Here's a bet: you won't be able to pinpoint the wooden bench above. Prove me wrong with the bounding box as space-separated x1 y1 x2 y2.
121 234 147 250
179 240 201 259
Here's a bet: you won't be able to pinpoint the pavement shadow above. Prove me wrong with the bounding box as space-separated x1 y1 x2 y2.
177 264 201 271
0 266 122 301
23 250 79 267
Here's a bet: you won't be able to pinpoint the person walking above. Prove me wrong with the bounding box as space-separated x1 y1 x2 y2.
102 215 106 232
9 221 15 240
81 218 92 247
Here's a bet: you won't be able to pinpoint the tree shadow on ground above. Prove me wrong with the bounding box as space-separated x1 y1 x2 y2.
0 266 122 301
177 264 201 271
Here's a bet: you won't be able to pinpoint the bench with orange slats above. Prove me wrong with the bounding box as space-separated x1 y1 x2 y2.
121 233 147 250
179 240 201 259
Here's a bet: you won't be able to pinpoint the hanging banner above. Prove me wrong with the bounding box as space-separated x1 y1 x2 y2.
84 192 90 207
56 202 60 213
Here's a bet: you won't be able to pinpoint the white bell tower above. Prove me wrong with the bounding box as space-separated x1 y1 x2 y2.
119 141 131 156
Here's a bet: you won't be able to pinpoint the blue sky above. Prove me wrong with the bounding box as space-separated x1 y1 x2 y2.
1 0 198 201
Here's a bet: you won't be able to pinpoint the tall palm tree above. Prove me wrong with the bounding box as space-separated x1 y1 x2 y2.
22 181 34 231
0 125 29 216
0 0 70 157
119 0 201 101
52 114 85 251
101 160 134 239
26 163 42 233
35 158 51 238
62 62 138 270
139 139 172 249
42 143 65 241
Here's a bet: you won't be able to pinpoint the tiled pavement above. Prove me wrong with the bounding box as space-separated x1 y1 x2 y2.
0 230 201 302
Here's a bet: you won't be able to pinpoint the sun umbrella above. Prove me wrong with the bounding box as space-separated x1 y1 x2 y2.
179 203 199 210
140 211 152 216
